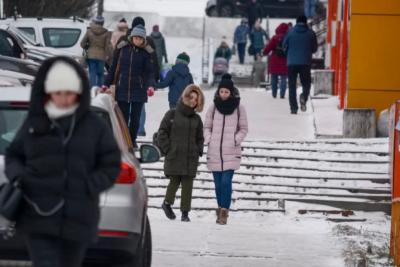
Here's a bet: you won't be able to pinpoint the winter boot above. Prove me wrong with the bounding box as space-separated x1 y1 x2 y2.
162 201 176 220
181 211 190 222
300 94 307 112
219 208 229 225
216 207 222 224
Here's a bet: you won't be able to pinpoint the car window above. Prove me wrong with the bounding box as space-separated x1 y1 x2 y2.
17 27 36 42
42 28 81 48
0 31 16 57
0 107 27 154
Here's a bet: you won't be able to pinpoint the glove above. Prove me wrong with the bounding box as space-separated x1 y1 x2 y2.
147 87 155 97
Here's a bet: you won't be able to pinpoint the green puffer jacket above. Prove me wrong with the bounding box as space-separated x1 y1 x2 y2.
157 85 205 178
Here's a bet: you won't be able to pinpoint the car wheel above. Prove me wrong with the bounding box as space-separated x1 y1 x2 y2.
219 4 234 17
134 216 152 267
115 216 152 267
207 6 219 17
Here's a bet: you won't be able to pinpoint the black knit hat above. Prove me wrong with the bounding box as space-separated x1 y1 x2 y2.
218 73 235 93
297 15 308 24
176 52 190 64
132 16 145 29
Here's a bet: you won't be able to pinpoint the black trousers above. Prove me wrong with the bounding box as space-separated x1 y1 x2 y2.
288 65 312 112
118 101 144 147
25 234 88 267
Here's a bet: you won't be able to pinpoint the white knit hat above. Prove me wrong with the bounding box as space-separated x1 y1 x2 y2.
44 61 82 94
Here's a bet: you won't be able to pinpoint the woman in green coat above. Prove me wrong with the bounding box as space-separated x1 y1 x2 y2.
157 85 205 222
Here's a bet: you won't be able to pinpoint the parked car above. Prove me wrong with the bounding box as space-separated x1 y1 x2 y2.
0 69 34 87
0 88 158 266
206 0 326 19
0 55 39 76
0 17 89 57
0 28 25 59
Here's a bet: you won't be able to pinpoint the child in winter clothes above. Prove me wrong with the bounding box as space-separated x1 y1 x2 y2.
204 74 248 225
155 53 194 109
157 85 205 222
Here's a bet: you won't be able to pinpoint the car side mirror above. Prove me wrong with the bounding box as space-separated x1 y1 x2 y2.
139 144 160 164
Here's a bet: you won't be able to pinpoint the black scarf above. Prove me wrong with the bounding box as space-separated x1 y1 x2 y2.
214 97 240 115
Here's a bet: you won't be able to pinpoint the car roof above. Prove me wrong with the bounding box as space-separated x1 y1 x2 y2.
0 18 89 28
0 86 112 112
0 69 34 81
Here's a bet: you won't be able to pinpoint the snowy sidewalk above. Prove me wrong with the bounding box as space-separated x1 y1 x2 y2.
145 88 315 140
149 209 345 267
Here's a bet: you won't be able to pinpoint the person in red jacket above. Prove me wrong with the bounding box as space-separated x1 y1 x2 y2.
263 23 289 99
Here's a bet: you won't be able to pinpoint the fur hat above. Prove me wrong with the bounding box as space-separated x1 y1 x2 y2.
44 61 82 94
218 73 235 93
181 84 204 113
130 24 146 39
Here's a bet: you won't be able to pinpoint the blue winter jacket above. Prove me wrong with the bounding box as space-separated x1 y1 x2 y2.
283 23 318 66
105 42 155 103
155 63 194 106
250 28 269 50
234 24 249 44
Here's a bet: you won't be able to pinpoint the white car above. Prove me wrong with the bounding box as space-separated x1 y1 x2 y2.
0 17 89 57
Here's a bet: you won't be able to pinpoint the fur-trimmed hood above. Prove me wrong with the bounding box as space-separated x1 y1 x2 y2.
180 84 204 113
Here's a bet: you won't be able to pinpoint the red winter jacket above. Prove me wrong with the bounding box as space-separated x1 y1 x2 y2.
263 23 289 75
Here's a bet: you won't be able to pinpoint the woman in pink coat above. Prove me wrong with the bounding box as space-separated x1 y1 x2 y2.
204 74 248 225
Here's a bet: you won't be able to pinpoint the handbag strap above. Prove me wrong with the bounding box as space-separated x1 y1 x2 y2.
23 196 65 217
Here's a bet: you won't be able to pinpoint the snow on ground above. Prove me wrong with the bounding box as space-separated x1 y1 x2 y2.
149 204 392 267
312 96 344 138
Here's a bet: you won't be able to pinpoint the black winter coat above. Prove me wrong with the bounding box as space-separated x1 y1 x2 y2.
105 41 155 103
5 56 121 242
157 101 204 178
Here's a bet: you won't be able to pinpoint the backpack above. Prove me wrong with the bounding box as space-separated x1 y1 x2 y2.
274 36 286 57
153 110 175 156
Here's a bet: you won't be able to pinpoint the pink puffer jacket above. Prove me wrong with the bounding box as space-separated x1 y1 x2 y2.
204 104 248 171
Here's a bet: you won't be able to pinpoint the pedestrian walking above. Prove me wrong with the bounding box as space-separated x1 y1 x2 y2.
5 56 121 267
250 21 269 59
155 52 194 109
247 0 263 31
283 15 318 114
80 16 112 87
105 24 155 147
215 41 232 63
252 54 266 87
204 74 248 225
263 23 289 98
157 85 205 222
111 18 129 49
234 19 250 64
151 25 168 70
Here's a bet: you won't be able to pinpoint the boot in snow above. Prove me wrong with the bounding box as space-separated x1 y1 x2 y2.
216 207 222 224
219 208 229 225
181 211 190 222
162 201 176 220
300 93 307 112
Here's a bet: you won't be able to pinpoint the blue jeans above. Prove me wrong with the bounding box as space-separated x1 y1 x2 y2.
271 74 287 98
138 105 146 136
87 59 105 87
237 43 246 64
213 170 234 209
169 103 176 110
304 0 316 18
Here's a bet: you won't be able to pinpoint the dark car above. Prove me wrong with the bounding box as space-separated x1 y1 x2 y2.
206 0 325 18
0 28 25 59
